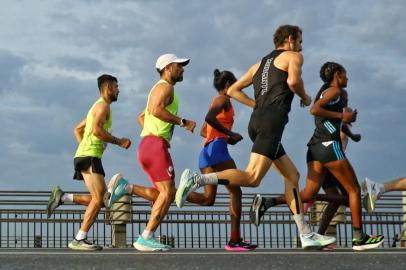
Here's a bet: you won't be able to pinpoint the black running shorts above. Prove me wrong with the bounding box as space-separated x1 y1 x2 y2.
306 140 346 165
248 105 288 160
73 156 105 181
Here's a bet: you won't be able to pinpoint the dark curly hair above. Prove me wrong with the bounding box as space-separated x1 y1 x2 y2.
314 62 345 103
273 25 302 48
319 62 344 83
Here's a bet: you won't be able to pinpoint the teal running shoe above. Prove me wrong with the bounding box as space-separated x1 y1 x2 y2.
133 235 171 251
175 169 201 208
104 173 129 208
46 186 64 218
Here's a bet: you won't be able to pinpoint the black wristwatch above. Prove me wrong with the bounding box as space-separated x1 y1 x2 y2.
180 118 187 127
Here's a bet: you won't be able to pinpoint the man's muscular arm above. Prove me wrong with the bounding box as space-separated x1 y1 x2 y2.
149 83 196 133
137 109 146 129
226 62 258 108
92 102 131 149
287 53 311 106
73 118 86 143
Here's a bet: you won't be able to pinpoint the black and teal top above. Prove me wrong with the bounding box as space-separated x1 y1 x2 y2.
308 88 343 146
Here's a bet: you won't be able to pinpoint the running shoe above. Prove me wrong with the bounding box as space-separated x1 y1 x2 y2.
361 178 381 213
301 188 316 215
325 245 334 250
133 235 171 251
249 194 267 226
104 173 129 208
46 186 64 218
176 169 201 208
68 238 103 251
353 234 384 251
300 233 336 250
225 238 257 251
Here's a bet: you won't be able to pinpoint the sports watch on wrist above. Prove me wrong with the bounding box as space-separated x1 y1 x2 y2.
180 118 187 127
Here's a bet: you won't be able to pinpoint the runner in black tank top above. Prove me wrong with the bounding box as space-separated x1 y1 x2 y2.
252 49 294 111
176 25 336 250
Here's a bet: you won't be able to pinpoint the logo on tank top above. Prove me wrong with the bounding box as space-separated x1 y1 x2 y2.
261 58 273 95
166 166 174 177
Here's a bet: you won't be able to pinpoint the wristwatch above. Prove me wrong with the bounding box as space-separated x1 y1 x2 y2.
180 118 187 127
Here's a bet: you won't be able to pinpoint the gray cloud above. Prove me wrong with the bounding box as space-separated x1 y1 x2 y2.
0 50 27 94
55 56 104 73
0 0 406 194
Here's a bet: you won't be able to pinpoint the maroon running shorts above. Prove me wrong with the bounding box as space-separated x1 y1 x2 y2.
138 135 175 188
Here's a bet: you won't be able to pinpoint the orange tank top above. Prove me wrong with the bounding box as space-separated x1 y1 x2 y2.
203 95 234 147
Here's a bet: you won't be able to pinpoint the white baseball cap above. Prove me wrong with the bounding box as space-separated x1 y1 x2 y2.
156 54 190 71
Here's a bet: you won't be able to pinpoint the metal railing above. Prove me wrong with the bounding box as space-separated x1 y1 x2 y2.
0 190 405 248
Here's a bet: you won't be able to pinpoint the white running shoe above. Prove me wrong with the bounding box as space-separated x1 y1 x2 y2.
362 178 381 213
300 233 336 250
175 169 201 208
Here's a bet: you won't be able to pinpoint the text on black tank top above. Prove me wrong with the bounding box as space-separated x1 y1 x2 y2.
308 88 343 145
252 50 294 112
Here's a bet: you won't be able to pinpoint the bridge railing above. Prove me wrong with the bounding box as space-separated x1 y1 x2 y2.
0 190 405 248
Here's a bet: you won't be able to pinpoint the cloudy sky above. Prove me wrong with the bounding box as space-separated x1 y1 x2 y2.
1 0 405 197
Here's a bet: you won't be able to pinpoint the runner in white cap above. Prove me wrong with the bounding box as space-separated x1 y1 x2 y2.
105 54 196 251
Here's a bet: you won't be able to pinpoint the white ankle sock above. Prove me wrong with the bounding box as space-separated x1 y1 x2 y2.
378 183 386 194
125 183 133 194
293 214 311 234
199 173 218 186
141 230 154 240
76 230 87 240
61 193 73 203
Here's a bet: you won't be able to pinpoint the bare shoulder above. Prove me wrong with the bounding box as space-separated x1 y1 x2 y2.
94 100 110 111
283 51 303 63
93 100 110 118
153 81 174 96
214 94 230 105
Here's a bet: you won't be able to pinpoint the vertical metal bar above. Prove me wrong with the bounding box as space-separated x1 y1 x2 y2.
197 213 201 248
218 213 221 248
204 213 207 248
276 213 279 248
282 213 286 248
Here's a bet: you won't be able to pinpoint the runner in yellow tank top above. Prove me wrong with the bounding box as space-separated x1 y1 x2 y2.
46 75 131 251
106 54 196 251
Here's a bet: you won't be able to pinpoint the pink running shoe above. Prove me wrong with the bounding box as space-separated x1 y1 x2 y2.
301 188 316 215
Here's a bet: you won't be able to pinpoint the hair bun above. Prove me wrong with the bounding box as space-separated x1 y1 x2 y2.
213 69 220 76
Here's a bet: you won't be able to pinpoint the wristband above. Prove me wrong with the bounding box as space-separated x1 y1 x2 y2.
180 118 187 127
112 136 117 144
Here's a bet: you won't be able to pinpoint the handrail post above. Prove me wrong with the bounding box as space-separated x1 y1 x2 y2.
110 195 132 247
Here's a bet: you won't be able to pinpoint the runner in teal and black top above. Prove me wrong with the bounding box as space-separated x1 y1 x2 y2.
301 62 384 250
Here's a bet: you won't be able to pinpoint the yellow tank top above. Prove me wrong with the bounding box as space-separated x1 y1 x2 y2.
141 80 179 142
75 98 112 159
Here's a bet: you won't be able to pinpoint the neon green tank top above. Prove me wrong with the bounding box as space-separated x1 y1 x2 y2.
75 98 112 159
141 80 179 142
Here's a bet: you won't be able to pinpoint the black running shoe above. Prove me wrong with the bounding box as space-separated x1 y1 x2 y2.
46 186 64 218
249 194 267 226
353 234 384 251
225 238 257 251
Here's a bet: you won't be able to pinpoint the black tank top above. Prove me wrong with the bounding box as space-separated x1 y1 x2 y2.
252 50 294 112
307 88 343 145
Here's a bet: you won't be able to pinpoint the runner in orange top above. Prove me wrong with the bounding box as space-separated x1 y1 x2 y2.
187 69 257 251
